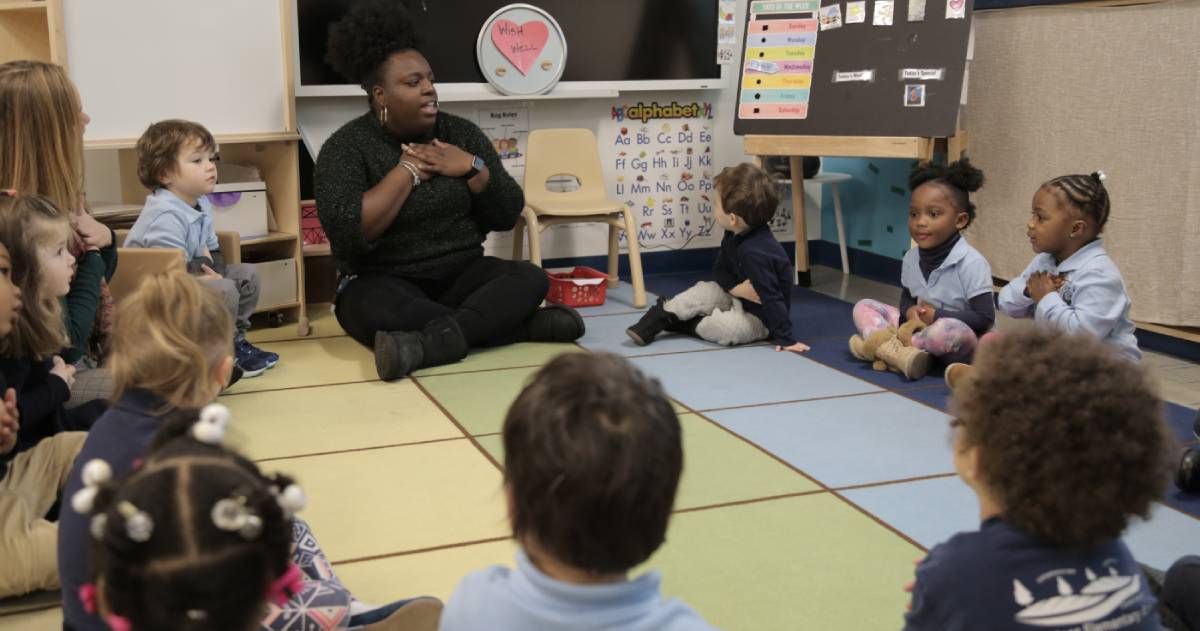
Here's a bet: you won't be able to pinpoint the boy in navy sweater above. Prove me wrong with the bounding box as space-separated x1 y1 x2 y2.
905 326 1170 631
627 163 808 353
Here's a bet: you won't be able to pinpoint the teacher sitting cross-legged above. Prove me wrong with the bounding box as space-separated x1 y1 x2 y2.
315 0 584 381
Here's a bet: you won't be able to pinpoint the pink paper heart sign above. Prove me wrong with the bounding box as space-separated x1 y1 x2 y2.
491 19 549 76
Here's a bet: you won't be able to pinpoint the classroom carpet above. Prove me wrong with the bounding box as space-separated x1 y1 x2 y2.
3 267 1199 630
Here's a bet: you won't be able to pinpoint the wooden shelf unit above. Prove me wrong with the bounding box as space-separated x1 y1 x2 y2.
243 230 299 247
94 136 310 335
0 0 64 65
14 0 308 335
302 243 331 257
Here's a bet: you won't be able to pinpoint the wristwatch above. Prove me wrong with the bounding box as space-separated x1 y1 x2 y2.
465 155 486 179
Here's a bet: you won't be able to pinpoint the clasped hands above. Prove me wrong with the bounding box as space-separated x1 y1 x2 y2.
399 140 476 181
1026 271 1068 303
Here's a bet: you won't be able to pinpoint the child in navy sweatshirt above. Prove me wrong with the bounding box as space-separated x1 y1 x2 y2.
627 163 807 354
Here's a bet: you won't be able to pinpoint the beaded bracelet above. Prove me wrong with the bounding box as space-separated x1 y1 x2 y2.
398 160 421 187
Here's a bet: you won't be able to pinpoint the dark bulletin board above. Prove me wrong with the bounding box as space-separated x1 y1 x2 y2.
733 0 973 137
976 0 1090 8
297 0 720 86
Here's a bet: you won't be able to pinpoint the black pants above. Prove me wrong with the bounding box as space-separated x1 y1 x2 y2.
335 256 549 348
1161 556 1200 631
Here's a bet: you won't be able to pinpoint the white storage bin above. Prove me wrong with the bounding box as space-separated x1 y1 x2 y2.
252 258 297 310
208 181 269 239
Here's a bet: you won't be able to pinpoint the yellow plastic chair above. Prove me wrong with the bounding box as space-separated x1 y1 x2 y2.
513 128 646 308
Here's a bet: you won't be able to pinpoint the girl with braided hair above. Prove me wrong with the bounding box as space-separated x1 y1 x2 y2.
995 170 1140 361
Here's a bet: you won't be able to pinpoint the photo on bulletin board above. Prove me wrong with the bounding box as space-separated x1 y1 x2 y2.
733 0 973 137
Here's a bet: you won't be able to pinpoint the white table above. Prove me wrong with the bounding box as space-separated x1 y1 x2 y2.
804 171 853 275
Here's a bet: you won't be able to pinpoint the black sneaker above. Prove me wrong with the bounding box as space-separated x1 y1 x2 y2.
1178 447 1200 493
234 336 269 377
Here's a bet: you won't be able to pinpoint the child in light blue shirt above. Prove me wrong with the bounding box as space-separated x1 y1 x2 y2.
125 119 279 377
997 171 1140 361
439 353 716 631
850 160 994 380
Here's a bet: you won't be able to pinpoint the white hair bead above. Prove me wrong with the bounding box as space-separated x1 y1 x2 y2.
71 486 99 514
277 484 307 514
81 459 112 486
89 514 108 540
193 403 232 444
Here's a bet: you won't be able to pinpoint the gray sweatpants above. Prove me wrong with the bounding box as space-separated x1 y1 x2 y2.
663 281 769 346
66 361 111 409
200 263 260 335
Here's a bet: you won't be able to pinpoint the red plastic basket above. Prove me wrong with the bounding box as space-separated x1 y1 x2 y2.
300 201 327 246
545 266 609 307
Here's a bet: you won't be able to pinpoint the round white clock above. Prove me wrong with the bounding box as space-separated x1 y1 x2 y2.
476 4 567 96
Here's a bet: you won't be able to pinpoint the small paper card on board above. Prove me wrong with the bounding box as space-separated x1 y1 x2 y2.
904 84 926 107
874 0 894 25
846 1 867 22
819 4 844 30
908 0 926 21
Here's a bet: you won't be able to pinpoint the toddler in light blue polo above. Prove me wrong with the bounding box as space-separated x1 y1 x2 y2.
997 171 1139 362
439 353 716 631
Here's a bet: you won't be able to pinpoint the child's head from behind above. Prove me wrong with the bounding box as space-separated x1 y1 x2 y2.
908 158 984 249
503 352 682 576
0 60 87 215
136 120 218 202
83 409 298 631
713 163 779 233
1029 172 1111 258
109 271 233 410
952 325 1171 547
0 194 71 359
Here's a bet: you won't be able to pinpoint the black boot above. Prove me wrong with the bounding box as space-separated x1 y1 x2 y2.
374 316 469 381
626 298 680 346
522 304 586 342
420 315 469 365
1178 447 1200 493
665 314 702 338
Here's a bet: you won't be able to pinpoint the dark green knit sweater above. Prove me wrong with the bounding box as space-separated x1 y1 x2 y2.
314 111 524 278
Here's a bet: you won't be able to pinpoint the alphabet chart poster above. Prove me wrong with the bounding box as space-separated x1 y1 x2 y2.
734 0 973 137
601 101 798 250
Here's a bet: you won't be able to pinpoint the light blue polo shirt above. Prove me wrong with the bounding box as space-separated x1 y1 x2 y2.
125 188 219 259
998 239 1140 361
439 550 716 631
900 236 994 312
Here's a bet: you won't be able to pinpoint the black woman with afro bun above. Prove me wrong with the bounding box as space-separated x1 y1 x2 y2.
315 0 585 382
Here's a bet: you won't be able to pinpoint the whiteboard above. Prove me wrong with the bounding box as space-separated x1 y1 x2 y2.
64 0 288 142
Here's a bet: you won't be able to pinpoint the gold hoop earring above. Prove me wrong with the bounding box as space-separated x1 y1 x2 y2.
379 105 388 124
